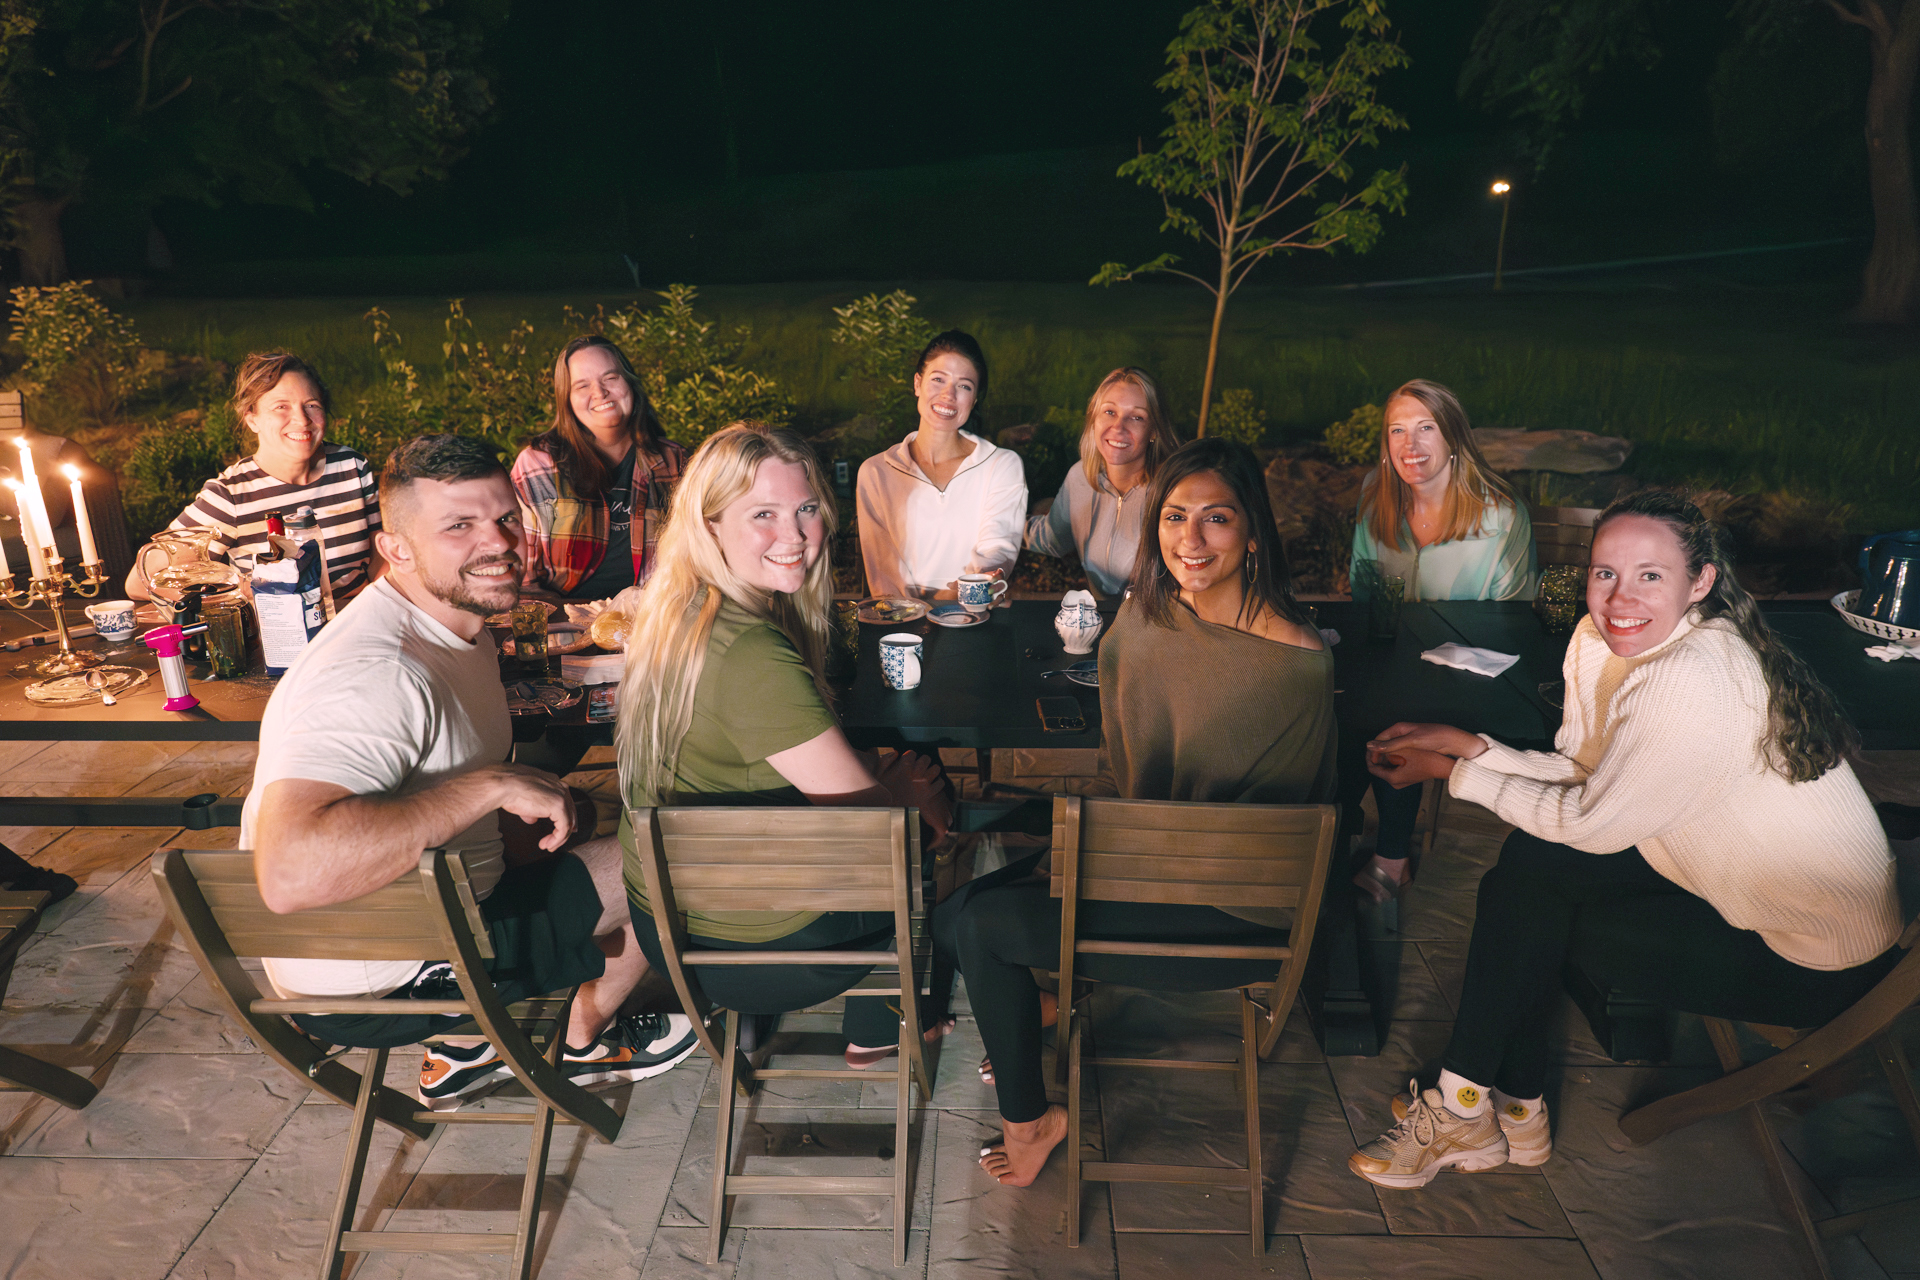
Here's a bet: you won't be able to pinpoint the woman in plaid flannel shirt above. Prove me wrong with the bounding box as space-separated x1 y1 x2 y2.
512 336 690 601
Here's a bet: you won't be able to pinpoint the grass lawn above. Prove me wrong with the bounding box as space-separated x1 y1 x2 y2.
123 275 1920 532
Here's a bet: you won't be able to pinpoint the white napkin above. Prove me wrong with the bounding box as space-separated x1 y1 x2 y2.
1865 639 1920 663
1421 643 1520 678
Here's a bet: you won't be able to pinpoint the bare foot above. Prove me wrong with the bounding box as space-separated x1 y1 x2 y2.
845 1018 958 1069
978 1104 1070 1186
979 991 1058 1085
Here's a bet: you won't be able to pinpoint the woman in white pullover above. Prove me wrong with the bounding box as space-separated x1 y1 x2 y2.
857 331 1026 600
1347 489 1903 1190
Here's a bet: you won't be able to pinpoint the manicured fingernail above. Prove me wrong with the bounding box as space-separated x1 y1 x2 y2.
980 1147 991 1156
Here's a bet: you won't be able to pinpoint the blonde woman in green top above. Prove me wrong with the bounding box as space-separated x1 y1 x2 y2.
615 421 952 1061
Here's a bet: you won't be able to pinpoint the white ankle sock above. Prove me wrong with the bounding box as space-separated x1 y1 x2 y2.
1493 1089 1543 1123
1435 1068 1490 1118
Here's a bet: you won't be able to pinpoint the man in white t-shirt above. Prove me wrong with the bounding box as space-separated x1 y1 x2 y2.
245 434 695 1109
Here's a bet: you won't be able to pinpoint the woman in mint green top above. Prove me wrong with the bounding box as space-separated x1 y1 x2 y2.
1349 380 1533 908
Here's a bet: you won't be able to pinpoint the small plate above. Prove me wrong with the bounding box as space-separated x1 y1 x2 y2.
858 597 929 625
504 678 585 713
1063 660 1099 687
927 605 986 628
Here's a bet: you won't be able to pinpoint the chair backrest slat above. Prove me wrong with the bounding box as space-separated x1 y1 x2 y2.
180 849 473 960
1049 798 1333 910
650 807 903 914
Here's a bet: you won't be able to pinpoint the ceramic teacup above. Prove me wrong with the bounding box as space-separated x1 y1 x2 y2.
879 633 923 691
85 599 138 643
956 574 1009 614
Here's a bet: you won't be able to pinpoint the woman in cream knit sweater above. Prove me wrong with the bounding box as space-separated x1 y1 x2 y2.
1347 489 1903 1191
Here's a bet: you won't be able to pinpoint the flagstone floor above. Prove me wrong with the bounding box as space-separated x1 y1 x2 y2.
1 738 1916 1280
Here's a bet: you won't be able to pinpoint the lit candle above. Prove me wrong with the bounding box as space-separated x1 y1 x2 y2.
62 465 97 566
6 481 46 580
13 440 52 566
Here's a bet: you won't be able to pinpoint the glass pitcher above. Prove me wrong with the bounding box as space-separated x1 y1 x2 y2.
140 528 242 629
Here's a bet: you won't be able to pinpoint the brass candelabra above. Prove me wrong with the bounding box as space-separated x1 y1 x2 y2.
2 555 110 677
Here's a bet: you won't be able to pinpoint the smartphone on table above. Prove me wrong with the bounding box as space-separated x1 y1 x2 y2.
1037 696 1086 734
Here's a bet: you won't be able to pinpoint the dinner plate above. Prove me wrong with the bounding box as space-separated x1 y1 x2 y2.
1063 660 1098 687
858 597 929 625
926 605 986 628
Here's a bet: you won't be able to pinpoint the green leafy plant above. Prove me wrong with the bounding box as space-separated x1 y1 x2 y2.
592 285 794 445
7 280 160 422
1206 388 1269 447
121 402 246 540
830 289 936 420
1324 401 1383 464
1093 0 1410 434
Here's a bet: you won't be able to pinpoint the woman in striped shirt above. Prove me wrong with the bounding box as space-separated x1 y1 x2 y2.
127 352 381 600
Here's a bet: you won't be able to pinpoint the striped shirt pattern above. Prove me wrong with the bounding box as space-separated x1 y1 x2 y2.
170 444 380 590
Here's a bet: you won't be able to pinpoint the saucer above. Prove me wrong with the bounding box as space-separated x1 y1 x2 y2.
858 597 929 625
927 605 987 628
1062 660 1098 687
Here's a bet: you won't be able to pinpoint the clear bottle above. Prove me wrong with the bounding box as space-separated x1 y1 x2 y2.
283 507 335 620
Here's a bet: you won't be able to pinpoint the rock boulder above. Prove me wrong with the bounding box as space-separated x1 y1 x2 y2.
1473 428 1633 474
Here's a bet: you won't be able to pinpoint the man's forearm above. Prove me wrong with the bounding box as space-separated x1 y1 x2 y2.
255 772 507 913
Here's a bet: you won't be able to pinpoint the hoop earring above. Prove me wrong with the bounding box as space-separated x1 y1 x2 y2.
1245 547 1257 581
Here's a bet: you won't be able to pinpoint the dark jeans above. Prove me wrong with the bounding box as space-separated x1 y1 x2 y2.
952 854 1289 1123
1370 775 1423 866
1444 829 1902 1098
294 855 609 1050
629 905 900 1045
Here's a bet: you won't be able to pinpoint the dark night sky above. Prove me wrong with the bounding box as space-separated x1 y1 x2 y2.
95 0 1869 286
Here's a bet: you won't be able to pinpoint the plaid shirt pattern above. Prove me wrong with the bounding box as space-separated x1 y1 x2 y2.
511 439 689 596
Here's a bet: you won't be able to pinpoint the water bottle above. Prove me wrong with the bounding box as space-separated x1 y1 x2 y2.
283 507 335 620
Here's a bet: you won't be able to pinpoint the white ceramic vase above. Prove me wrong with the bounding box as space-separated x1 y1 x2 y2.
1054 589 1103 655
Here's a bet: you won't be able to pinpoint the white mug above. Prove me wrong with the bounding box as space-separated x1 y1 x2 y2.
879 633 923 690
956 574 1009 614
85 599 138 643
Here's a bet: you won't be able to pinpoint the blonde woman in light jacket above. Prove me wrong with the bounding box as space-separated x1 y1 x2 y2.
857 330 1026 600
1024 367 1182 599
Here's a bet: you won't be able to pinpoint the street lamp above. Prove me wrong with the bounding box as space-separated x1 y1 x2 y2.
1491 181 1513 291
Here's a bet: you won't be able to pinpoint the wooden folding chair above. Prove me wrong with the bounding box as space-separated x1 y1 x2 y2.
153 847 622 1280
0 888 99 1111
1048 796 1339 1256
628 805 929 1267
1618 914 1920 1280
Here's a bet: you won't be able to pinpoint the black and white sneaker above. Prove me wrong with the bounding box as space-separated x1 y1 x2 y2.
419 1041 509 1111
562 1013 700 1086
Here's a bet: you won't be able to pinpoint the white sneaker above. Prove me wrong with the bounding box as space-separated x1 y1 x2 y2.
1498 1099 1552 1166
1350 1080 1509 1189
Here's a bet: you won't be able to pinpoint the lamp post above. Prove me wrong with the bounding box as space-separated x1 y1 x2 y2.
1491 181 1513 291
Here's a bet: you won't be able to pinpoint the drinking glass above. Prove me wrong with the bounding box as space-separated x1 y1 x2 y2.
202 600 250 679
511 601 550 675
1352 559 1404 642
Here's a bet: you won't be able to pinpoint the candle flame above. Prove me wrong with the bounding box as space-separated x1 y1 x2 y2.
61 464 79 481
1491 181 1511 195
1 478 16 491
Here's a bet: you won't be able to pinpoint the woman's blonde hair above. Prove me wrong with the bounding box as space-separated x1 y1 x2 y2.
615 422 839 807
1355 379 1517 552
1078 367 1182 489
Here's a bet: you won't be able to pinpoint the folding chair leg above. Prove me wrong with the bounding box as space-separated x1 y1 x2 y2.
894 1008 912 1268
1704 1020 1832 1280
708 1010 742 1265
1875 1030 1920 1155
320 1046 389 1280
1066 1006 1084 1248
509 1014 568 1280
1240 992 1265 1258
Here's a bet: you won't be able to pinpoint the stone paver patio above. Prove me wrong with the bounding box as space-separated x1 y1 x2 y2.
1 738 1915 1279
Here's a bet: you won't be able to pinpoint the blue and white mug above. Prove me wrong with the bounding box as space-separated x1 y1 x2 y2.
957 573 1009 614
85 599 138 643
879 632 923 691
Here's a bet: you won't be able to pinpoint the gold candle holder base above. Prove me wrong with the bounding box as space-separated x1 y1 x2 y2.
3 560 111 675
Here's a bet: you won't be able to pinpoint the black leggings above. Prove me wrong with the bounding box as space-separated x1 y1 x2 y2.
629 905 903 1045
1444 829 1902 1098
951 854 1289 1123
1370 775 1423 865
